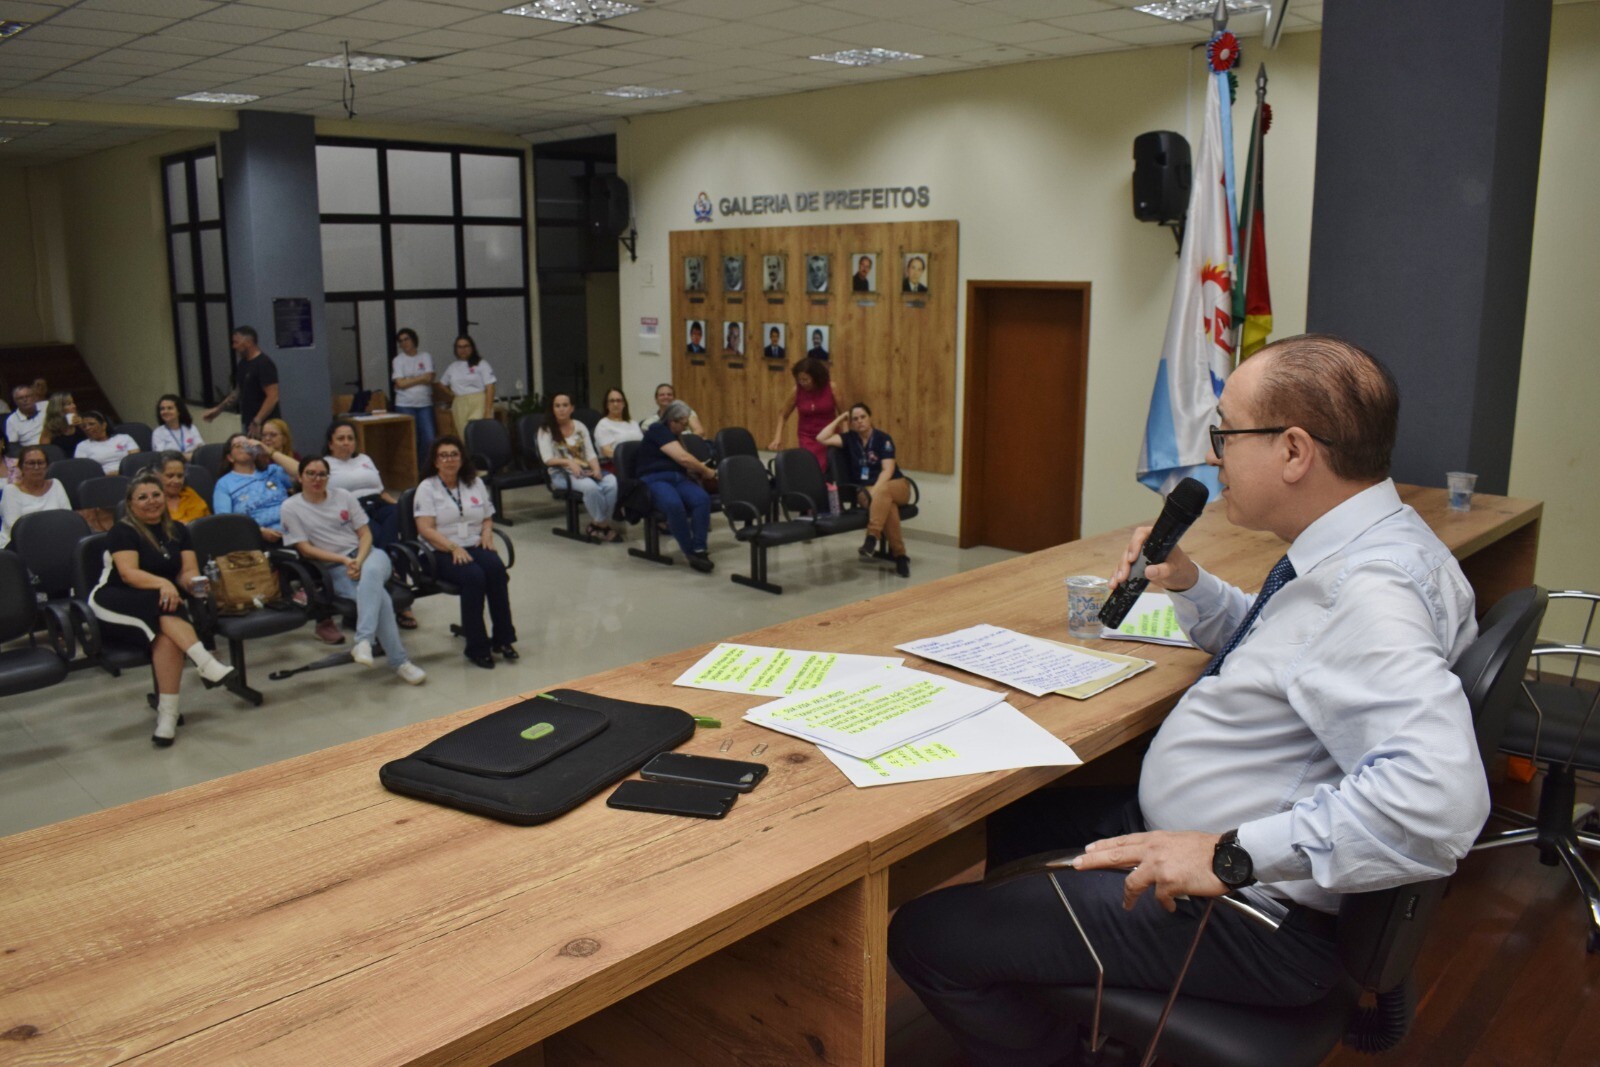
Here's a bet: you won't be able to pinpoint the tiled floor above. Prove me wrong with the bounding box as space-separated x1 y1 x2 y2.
1 494 1015 837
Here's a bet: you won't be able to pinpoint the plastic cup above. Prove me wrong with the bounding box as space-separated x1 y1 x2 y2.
188 576 209 599
1446 471 1477 511
1065 576 1110 639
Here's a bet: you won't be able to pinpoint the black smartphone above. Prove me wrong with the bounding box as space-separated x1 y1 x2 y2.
640 752 769 793
606 779 738 820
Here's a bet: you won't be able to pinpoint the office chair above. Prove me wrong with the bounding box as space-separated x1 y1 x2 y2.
1474 589 1600 952
0 550 70 698
718 455 815 594
113 421 154 452
45 458 107 508
1000 586 1546 1067
612 442 672 566
119 451 165 477
464 417 546 531
191 442 228 476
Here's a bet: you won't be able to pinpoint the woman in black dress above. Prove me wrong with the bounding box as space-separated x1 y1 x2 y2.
90 472 239 745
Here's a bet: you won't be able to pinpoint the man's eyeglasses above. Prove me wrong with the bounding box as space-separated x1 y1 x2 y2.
1209 425 1335 458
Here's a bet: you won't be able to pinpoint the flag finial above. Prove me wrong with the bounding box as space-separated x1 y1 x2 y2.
1211 0 1229 33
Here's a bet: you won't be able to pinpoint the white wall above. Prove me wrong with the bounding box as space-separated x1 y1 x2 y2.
617 32 1324 542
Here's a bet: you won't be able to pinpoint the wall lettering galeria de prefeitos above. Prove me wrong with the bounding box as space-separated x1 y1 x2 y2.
700 186 931 220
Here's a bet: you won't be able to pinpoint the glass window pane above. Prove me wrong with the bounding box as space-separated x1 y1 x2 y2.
170 234 194 295
326 302 360 393
387 149 453 216
391 224 457 290
199 228 226 294
393 298 459 378
317 145 380 214
193 153 220 222
204 300 232 404
165 161 189 225
465 296 527 392
321 223 384 293
464 224 523 289
359 300 390 394
177 302 202 402
462 153 523 217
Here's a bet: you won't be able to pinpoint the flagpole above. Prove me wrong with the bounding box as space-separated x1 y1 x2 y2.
1233 63 1267 368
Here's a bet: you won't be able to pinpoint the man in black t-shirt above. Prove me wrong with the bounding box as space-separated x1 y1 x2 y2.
202 325 280 436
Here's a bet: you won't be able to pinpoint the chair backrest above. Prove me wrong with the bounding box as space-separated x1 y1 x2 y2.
188 513 264 563
574 407 601 432
516 414 544 464
613 441 640 488
774 448 827 514
464 418 513 475
78 475 130 512
73 531 110 600
0 550 37 642
396 487 420 541
46 458 107 507
10 510 92 599
715 427 759 461
36 443 65 466
718 455 771 525
680 433 714 466
184 463 216 506
1336 585 1547 996
114 422 154 452
119 451 164 478
192 442 228 475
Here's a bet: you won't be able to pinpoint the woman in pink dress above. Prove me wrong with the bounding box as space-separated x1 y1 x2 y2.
769 357 840 469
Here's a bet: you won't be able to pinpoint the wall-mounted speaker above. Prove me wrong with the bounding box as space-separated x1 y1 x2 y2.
589 174 631 239
1132 131 1192 226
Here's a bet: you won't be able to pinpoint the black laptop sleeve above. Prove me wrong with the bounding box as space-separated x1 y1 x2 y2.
379 689 696 825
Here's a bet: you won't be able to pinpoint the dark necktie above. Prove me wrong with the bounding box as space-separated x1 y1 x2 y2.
1202 555 1296 677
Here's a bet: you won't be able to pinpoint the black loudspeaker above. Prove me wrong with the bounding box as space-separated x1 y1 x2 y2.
1132 131 1191 225
590 174 631 239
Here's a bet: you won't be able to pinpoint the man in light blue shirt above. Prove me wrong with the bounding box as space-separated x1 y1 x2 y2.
889 334 1488 1065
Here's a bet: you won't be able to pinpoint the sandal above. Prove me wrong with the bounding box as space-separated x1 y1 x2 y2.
397 611 418 630
600 525 622 543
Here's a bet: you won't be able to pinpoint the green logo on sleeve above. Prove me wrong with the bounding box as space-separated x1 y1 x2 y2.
520 722 554 741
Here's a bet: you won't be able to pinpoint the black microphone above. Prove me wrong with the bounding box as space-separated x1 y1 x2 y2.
1098 477 1210 629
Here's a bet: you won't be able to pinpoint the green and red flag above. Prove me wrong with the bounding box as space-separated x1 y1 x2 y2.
1235 73 1273 360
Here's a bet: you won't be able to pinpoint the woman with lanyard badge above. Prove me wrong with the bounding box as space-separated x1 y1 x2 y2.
152 394 204 458
438 334 495 437
412 435 518 669
816 402 911 578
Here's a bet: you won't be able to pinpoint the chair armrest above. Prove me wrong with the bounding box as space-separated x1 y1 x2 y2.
471 452 495 477
72 599 109 660
901 475 920 507
271 555 321 612
39 601 75 661
492 526 516 570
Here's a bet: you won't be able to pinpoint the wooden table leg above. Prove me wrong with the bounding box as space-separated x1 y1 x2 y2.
543 870 889 1066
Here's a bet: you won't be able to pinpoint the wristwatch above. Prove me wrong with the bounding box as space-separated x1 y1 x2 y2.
1212 829 1255 889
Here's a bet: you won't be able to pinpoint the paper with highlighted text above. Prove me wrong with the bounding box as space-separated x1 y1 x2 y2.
897 623 1125 697
1098 591 1195 648
673 643 903 698
743 665 1005 760
819 701 1081 787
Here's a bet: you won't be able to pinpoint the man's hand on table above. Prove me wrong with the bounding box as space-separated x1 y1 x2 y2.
1074 831 1228 912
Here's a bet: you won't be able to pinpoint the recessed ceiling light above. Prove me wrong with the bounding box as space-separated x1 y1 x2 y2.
307 54 415 73
0 20 30 40
0 119 50 126
501 1 640 25
594 85 682 99
176 92 260 105
810 48 923 67
1134 0 1269 22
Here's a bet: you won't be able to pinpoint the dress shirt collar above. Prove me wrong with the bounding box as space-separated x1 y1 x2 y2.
1284 478 1403 578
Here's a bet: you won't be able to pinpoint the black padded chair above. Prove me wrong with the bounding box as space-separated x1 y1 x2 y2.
69 531 162 685
515 413 543 470
119 451 164 477
9 509 93 665
773 448 868 536
1475 588 1600 951
184 464 216 508
463 417 545 530
573 406 601 433
1014 586 1547 1067
35 443 65 466
713 426 759 463
77 475 130 514
614 441 673 566
828 446 920 559
114 422 154 452
679 433 721 514
494 415 592 543
46 458 106 508
392 487 516 641
191 442 228 476
186 513 316 705
0 550 69 698
718 455 815 595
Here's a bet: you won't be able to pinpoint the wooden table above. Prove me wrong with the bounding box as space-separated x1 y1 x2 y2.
0 487 1540 1066
348 413 418 490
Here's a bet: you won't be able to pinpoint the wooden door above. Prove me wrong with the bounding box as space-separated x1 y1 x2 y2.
960 282 1089 552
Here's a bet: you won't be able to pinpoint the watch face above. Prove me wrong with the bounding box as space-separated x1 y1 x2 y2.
1213 843 1252 887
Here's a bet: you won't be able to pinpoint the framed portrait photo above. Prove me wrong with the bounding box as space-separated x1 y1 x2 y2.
761 322 786 361
803 324 830 362
685 319 707 355
684 255 706 293
762 254 786 293
849 252 878 294
805 253 830 295
723 254 745 293
723 320 745 356
901 252 930 294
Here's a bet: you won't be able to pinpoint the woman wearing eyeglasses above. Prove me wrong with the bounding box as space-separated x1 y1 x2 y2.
0 444 71 548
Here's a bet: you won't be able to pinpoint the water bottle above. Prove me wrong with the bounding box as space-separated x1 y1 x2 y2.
826 481 841 516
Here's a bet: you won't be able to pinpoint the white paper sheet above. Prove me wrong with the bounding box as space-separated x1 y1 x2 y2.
897 623 1125 697
1099 592 1195 647
743 665 1005 760
819 702 1081 787
673 643 902 697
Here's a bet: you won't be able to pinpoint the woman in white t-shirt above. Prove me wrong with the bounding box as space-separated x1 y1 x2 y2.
411 434 517 670
437 334 496 438
538 392 620 542
593 387 643 467
0 445 72 548
390 327 435 467
323 418 416 629
151 394 204 458
75 410 140 474
281 456 425 685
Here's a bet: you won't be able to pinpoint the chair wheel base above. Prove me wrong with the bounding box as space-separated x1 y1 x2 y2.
732 574 783 595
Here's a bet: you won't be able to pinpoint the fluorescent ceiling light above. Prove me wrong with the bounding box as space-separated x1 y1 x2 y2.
595 85 682 99
176 92 260 104
307 54 414 73
0 137 13 144
0 20 31 39
501 1 640 25
0 119 51 126
1134 0 1269 22
810 48 923 67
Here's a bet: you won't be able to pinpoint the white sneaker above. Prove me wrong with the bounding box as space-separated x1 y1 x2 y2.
397 662 427 685
351 640 375 667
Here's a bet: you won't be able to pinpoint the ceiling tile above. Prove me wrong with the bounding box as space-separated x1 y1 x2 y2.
447 13 581 38
981 0 1115 18
123 35 236 56
556 47 660 67
666 0 795 17
80 0 220 15
302 17 418 42
746 6 876 34
964 21 1058 45
607 36 720 58
1042 9 1156 34
46 7 178 33
233 0 373 13
343 0 471 29
21 24 140 47
0 2 70 20
165 21 287 45
387 28 512 50
678 21 793 46
1100 23 1210 45
191 5 325 29
1027 33 1125 56
604 8 725 35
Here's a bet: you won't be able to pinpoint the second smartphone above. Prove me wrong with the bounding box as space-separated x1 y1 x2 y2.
640 752 769 793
